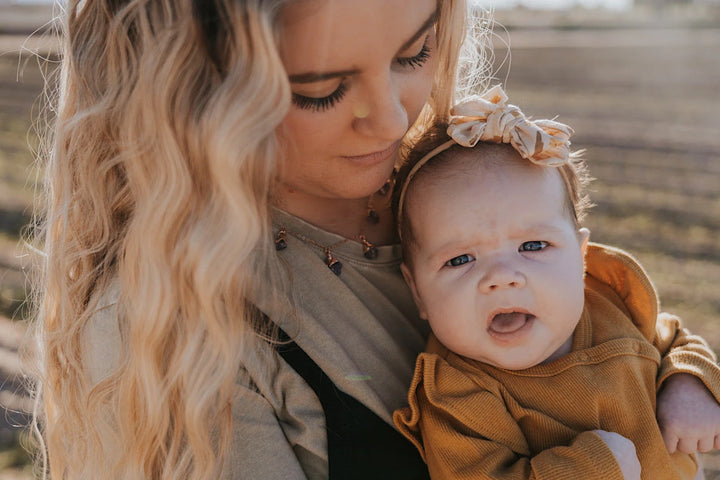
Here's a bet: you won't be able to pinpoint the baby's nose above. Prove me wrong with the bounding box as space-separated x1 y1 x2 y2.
478 262 527 293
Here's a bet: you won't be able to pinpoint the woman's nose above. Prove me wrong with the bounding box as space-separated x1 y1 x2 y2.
478 261 527 294
352 75 408 142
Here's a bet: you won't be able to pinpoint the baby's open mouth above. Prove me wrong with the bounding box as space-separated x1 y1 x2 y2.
488 311 535 337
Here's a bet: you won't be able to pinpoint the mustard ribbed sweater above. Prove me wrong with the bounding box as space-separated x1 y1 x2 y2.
394 243 720 480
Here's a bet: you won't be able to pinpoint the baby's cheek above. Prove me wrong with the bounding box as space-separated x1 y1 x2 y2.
538 269 584 326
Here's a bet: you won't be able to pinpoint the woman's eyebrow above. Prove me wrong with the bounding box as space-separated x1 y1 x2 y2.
397 9 438 53
288 9 438 85
289 69 360 84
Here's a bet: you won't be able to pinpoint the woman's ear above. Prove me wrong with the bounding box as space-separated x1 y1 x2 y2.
401 262 428 320
578 227 591 256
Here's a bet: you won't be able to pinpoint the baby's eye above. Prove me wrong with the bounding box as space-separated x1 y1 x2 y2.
519 241 548 252
445 254 475 267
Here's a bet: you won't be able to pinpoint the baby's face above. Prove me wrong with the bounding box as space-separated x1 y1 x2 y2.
402 149 590 369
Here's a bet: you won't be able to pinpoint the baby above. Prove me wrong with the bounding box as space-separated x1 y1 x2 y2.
392 86 720 480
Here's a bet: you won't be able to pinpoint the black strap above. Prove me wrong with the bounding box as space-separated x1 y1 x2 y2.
275 329 430 480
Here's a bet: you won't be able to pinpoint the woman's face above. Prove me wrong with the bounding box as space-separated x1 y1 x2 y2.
276 0 439 204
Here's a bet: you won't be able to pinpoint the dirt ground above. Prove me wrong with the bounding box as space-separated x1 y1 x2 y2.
0 15 719 480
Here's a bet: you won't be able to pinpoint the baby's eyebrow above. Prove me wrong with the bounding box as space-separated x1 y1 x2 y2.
427 242 469 266
426 223 569 262
515 223 567 237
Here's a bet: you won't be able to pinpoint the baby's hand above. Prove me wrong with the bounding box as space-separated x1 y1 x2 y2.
657 373 720 453
593 429 641 480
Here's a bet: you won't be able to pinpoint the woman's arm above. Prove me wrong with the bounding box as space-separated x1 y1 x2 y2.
82 292 322 479
227 330 331 480
227 380 317 479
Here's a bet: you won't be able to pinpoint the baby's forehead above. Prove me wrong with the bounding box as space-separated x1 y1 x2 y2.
412 143 543 193
405 143 571 229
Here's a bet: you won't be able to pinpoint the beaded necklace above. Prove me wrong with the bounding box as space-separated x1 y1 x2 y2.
274 175 393 276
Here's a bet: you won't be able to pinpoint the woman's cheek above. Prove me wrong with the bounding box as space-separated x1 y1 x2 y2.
277 105 340 164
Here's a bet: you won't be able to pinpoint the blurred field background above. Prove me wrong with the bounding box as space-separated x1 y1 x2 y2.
0 1 719 478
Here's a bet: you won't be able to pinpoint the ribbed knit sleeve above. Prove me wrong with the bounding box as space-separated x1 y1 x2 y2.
655 312 720 401
393 353 624 480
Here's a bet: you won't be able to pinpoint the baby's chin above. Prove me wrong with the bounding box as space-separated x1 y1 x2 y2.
464 346 560 370
471 339 574 370
479 356 546 371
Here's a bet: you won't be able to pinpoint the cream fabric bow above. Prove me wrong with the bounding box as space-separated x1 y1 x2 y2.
396 85 575 238
447 85 573 167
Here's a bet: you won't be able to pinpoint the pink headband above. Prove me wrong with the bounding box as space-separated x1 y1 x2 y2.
396 85 574 238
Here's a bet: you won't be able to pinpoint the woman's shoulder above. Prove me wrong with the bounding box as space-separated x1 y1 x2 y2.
80 280 287 390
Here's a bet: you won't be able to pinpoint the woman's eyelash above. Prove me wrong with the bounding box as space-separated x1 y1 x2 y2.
396 36 432 69
292 82 349 112
291 35 431 112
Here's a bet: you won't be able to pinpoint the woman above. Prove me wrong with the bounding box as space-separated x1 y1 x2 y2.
32 0 715 479
34 0 484 478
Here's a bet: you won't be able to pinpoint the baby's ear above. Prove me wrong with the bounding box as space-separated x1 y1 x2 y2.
578 227 591 256
401 263 428 320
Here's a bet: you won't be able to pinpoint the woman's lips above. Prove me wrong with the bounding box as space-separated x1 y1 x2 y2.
487 311 536 342
342 140 400 165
